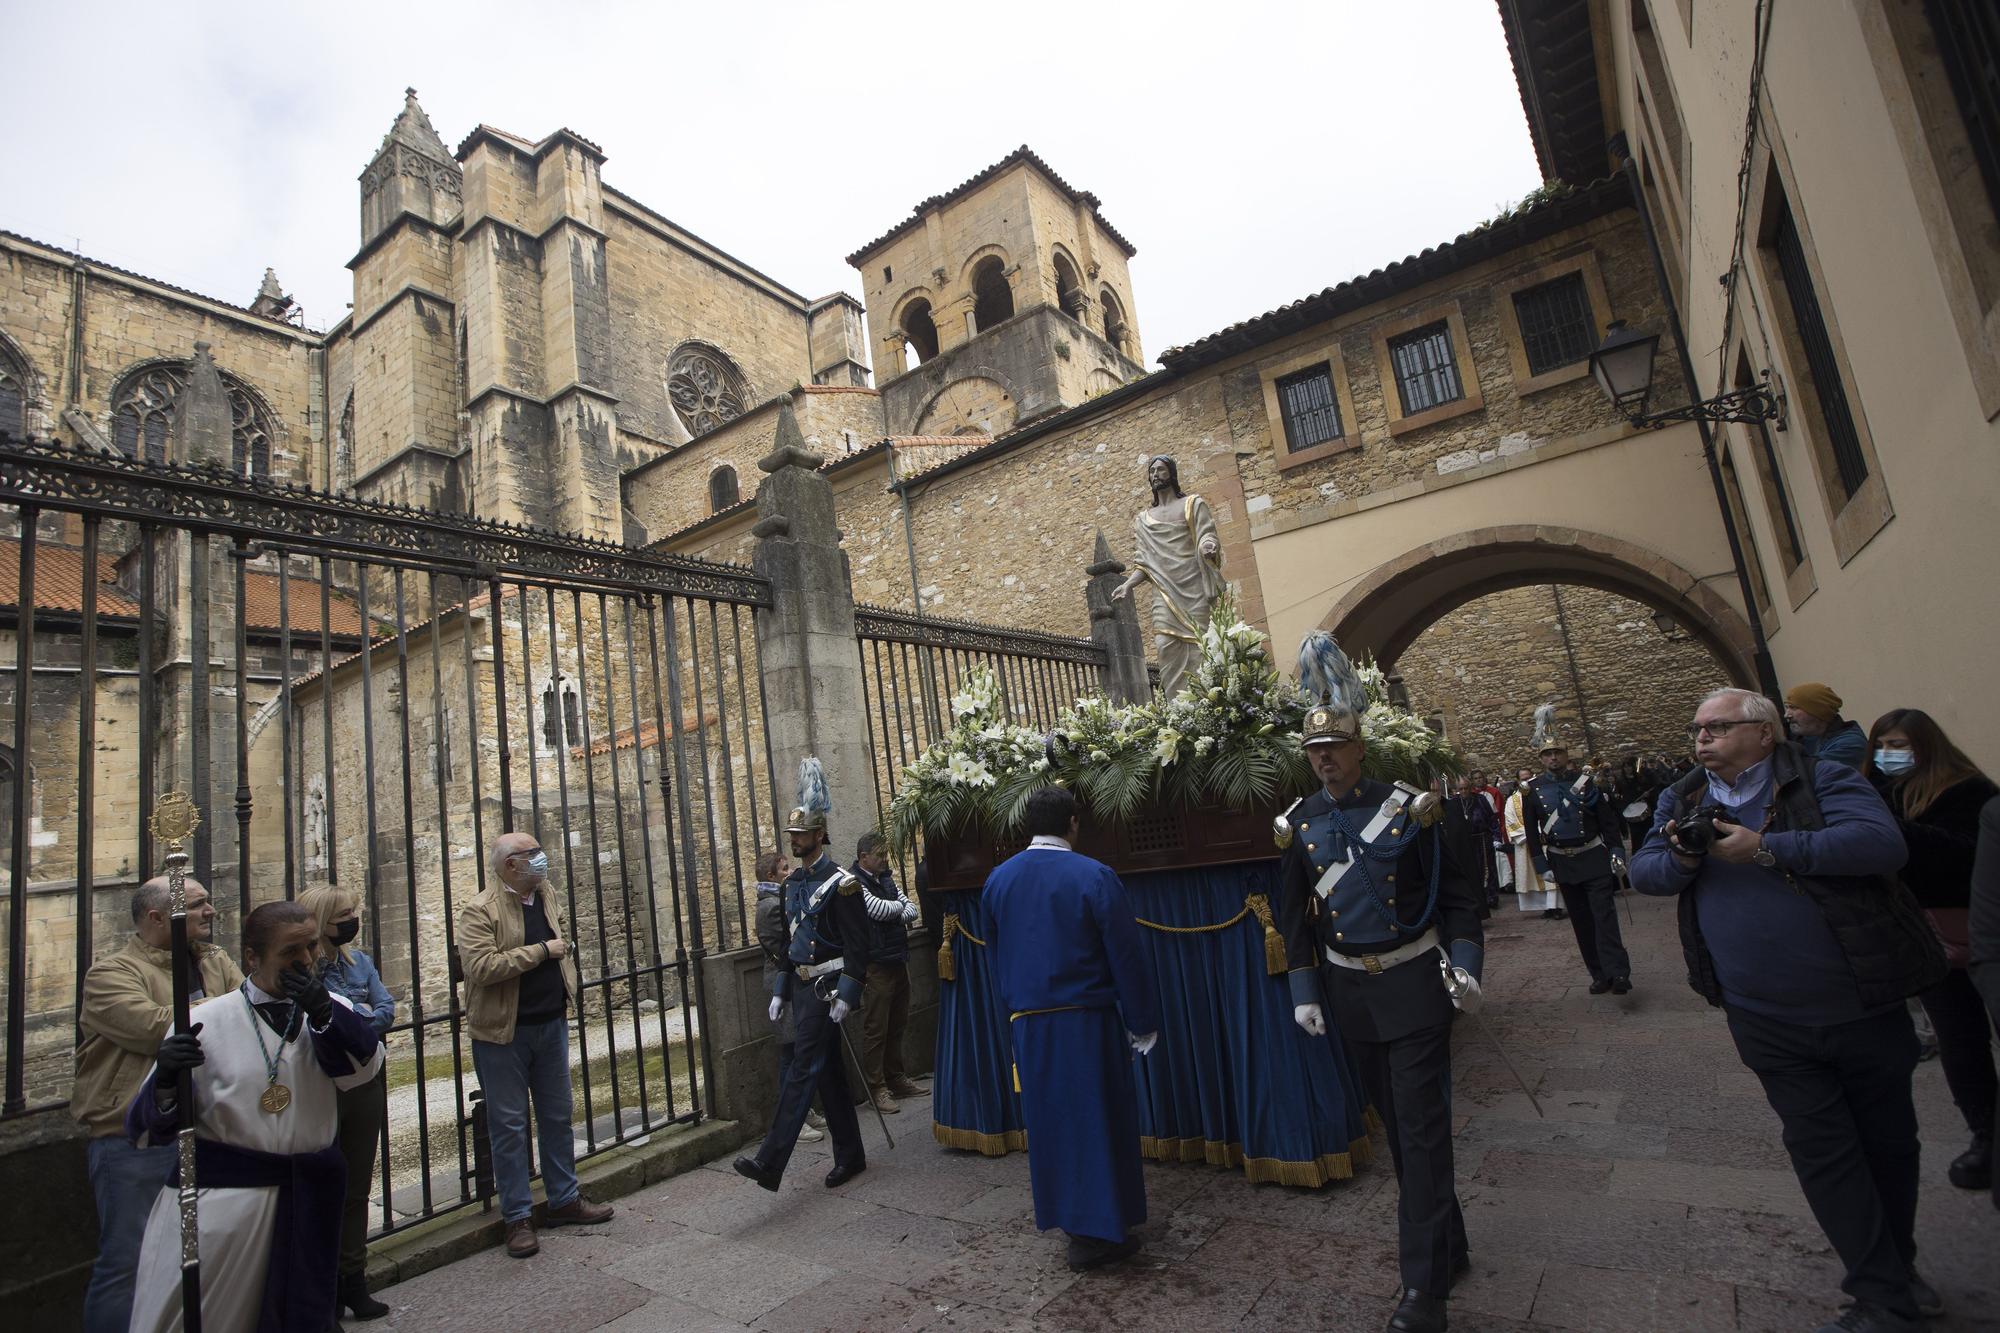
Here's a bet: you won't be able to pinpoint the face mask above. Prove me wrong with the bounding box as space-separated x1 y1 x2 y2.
524 850 550 880
332 918 360 946
1874 749 1916 776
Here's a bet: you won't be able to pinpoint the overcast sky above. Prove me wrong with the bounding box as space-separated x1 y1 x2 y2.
3 0 1542 362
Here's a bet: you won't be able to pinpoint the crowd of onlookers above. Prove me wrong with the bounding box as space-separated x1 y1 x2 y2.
1437 679 1994 1333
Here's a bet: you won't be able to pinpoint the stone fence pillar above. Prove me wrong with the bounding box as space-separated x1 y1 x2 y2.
1086 529 1150 705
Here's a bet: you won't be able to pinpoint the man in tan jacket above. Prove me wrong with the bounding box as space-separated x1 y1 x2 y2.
73 876 242 1333
459 831 612 1258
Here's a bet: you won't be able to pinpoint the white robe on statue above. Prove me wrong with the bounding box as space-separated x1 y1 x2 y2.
1130 494 1225 700
1505 790 1560 913
128 984 384 1333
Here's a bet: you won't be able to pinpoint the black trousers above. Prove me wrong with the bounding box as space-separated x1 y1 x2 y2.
1919 969 1998 1138
754 981 864 1179
334 1069 386 1277
1351 1021 1467 1298
1725 1003 1921 1318
1558 873 1629 981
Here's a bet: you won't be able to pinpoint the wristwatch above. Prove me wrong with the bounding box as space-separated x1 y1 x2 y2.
1751 838 1777 868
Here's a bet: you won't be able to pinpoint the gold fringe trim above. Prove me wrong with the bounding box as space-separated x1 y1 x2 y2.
1139 1131 1376 1187
932 1122 1027 1156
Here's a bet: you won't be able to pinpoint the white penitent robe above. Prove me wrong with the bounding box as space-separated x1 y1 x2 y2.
128 986 384 1333
1505 790 1560 912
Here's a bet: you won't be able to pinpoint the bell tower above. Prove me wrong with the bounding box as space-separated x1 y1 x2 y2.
845 147 1146 437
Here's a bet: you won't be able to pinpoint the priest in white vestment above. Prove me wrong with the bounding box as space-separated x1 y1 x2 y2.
126 900 384 1333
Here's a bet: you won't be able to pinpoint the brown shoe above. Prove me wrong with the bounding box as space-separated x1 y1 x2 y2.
887 1077 925 1099
872 1087 901 1115
505 1219 539 1258
544 1195 614 1227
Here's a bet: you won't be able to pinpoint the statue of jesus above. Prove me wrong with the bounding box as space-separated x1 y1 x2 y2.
1112 455 1225 701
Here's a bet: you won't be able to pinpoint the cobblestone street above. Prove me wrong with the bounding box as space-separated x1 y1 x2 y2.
368 890 1999 1331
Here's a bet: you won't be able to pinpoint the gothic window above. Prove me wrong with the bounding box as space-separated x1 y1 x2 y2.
110 361 278 475
0 340 29 438
708 464 740 512
112 365 177 464
900 300 940 369
971 257 1014 331
666 344 749 438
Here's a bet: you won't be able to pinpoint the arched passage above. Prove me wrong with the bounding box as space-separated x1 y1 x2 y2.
971 256 1014 331
1319 525 1756 686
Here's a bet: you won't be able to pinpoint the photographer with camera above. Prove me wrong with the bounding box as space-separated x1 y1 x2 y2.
1631 688 1947 1333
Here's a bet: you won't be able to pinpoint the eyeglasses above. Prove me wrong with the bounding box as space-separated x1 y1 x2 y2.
1684 718 1761 741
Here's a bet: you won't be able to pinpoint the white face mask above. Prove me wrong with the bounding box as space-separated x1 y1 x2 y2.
1874 749 1916 776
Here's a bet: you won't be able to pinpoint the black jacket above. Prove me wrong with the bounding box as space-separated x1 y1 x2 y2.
1967 797 2000 1021
1870 772 2000 909
1660 741 1946 1010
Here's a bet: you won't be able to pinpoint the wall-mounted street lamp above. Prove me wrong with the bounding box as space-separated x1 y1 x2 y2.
1589 321 1787 429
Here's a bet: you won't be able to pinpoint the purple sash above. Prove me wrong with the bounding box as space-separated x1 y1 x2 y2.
171 1138 345 1333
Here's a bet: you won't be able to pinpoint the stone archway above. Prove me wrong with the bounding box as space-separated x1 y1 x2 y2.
1319 524 1757 688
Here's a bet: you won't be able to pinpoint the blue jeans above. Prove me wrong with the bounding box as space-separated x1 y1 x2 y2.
472 1018 580 1223
83 1135 175 1333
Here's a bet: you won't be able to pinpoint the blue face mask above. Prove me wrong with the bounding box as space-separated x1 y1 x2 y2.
1874 749 1916 776
523 850 550 880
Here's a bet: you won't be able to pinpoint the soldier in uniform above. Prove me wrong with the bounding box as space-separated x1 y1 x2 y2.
1280 633 1484 1333
735 758 871 1191
1520 706 1633 995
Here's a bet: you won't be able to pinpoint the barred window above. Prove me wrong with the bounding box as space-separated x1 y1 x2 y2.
1389 322 1463 416
1274 364 1342 452
1770 196 1868 497
1926 0 2000 228
1512 273 1595 376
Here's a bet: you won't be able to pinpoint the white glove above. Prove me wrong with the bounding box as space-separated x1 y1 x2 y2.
1294 1003 1326 1037
1128 1031 1158 1056
829 998 851 1025
768 996 785 1023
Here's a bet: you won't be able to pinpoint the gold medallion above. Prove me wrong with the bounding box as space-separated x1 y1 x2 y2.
259 1083 292 1114
149 790 203 846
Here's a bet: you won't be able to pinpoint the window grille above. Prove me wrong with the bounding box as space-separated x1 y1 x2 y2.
1926 0 2000 228
1275 364 1342 451
1512 273 1595 376
1389 322 1464 416
1771 198 1868 497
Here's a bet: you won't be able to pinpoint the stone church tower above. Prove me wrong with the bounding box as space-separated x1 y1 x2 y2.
845 147 1148 438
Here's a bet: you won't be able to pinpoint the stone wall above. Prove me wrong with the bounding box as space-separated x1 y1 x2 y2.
1392 583 1723 772
0 236 320 481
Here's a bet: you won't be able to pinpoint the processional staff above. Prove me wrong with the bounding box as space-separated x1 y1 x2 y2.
151 790 204 1333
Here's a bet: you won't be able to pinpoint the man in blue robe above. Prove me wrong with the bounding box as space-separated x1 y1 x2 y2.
985 785 1160 1272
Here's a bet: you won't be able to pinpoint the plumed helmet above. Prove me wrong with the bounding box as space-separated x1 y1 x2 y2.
1296 631 1365 746
1531 702 1566 755
786 756 832 835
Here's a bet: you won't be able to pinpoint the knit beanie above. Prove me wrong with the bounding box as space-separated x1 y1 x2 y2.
1784 682 1842 722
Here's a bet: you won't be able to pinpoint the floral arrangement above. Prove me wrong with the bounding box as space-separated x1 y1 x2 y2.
884 607 1459 854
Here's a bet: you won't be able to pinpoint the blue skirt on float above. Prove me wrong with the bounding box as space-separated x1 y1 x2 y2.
930 861 1376 1187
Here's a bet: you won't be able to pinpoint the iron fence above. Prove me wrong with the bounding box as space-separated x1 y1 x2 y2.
853 604 1106 886
0 434 778 1239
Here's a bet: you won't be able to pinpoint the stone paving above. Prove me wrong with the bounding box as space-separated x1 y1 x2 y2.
368 890 1999 1331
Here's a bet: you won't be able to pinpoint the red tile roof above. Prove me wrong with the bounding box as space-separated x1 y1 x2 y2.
0 537 368 636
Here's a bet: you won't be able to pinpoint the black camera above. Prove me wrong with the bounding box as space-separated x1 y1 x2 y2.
1674 803 1734 855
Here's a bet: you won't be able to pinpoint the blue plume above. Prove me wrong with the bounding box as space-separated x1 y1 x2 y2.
796 756 831 816
1297 631 1367 714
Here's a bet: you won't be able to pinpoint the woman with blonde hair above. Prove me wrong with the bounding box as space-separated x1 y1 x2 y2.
299 884 396 1319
